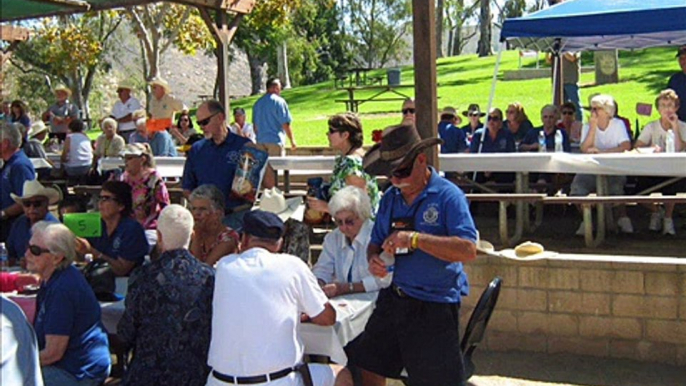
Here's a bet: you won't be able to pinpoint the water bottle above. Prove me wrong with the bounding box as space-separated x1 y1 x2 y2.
377 251 395 288
0 242 8 271
84 253 93 263
538 131 546 153
665 129 675 153
555 130 563 152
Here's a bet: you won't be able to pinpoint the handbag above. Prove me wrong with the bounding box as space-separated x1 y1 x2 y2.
81 260 122 302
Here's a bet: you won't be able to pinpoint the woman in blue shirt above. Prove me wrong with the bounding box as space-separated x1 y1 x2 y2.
26 221 110 386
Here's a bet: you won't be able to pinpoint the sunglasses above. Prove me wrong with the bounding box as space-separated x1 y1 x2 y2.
561 111 574 115
22 200 46 208
391 156 417 179
487 115 502 121
99 195 118 203
469 113 481 117
401 108 416 115
28 244 50 256
327 128 339 135
334 217 357 227
197 112 219 127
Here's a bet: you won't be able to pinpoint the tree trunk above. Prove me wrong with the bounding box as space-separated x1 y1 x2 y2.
477 0 492 57
247 51 267 96
436 0 444 58
277 42 291 89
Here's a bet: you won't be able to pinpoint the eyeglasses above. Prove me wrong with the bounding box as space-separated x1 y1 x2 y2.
22 200 46 208
401 108 416 115
334 216 357 227
561 111 574 115
28 244 50 256
487 115 502 122
390 156 417 179
197 112 219 127
469 113 481 117
99 195 118 203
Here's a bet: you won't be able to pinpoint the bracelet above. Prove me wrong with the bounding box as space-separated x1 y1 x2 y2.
410 232 420 251
348 282 354 293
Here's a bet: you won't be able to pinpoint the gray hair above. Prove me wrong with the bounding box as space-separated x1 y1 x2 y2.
328 185 372 221
189 184 226 213
31 221 76 270
590 94 616 117
0 121 23 148
102 117 118 131
541 104 559 117
157 204 194 251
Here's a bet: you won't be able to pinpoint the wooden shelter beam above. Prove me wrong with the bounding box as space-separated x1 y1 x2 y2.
412 0 438 167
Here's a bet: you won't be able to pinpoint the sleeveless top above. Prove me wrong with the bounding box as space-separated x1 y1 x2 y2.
65 132 93 167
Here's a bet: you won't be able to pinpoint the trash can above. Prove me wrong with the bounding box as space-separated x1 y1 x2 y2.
387 68 401 86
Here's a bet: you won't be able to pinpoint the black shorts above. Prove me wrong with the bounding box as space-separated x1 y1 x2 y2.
348 287 466 386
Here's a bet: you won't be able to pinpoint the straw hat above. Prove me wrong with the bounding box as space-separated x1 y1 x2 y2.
117 81 134 91
149 77 171 94
53 85 72 97
462 103 486 117
363 124 442 176
256 188 305 222
29 121 49 138
11 179 61 205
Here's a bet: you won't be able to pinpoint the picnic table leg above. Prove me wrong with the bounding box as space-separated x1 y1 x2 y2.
582 203 605 248
284 170 290 193
499 201 524 247
518 172 532 232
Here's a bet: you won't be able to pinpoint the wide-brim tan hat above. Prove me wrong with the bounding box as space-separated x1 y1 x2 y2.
11 179 61 205
54 85 72 97
29 121 49 138
256 188 305 222
117 81 134 91
462 103 486 117
363 124 442 177
149 77 171 94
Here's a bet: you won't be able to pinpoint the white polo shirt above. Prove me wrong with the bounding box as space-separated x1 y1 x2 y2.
111 96 142 133
208 247 329 378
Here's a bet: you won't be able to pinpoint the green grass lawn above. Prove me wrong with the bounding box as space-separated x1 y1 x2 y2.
230 46 677 147
91 47 677 145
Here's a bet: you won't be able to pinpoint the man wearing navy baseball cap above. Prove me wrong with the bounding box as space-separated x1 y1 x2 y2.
206 210 353 386
667 45 686 122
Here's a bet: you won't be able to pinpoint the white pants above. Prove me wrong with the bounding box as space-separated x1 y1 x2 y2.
205 364 336 386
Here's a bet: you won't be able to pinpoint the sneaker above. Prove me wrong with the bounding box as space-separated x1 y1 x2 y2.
663 218 676 235
649 212 662 232
575 222 587 236
617 216 634 234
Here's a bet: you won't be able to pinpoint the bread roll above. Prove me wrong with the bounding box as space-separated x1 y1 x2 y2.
514 241 544 257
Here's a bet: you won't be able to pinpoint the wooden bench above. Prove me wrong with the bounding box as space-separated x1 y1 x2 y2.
542 194 686 247
466 193 547 247
335 97 409 113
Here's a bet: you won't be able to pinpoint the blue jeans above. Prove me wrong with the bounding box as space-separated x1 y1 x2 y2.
563 83 582 122
42 366 107 386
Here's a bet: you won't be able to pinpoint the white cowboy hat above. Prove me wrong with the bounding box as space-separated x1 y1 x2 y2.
149 77 171 94
117 81 135 91
53 85 72 97
29 121 49 138
11 179 61 205
256 188 305 222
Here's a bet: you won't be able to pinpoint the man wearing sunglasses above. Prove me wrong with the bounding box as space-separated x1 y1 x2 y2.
350 124 478 386
7 179 60 266
182 100 253 229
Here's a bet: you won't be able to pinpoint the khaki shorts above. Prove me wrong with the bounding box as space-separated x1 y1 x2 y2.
255 143 285 157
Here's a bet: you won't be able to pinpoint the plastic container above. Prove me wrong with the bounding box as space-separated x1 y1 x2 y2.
538 131 547 153
387 68 401 86
377 251 395 288
555 130 563 152
665 129 675 153
0 242 8 271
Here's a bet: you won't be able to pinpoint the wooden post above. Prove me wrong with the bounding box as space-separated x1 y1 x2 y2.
412 0 438 168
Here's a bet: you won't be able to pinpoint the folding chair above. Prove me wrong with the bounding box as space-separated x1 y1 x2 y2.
461 276 503 379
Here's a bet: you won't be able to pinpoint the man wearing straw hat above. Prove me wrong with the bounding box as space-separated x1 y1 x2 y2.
41 85 79 142
349 124 478 386
111 81 142 142
148 77 186 123
7 179 60 264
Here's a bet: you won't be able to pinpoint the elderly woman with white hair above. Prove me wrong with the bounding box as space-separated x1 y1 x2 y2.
118 205 214 385
312 185 381 298
91 117 125 172
26 221 111 386
571 94 633 234
188 184 239 266
129 114 177 157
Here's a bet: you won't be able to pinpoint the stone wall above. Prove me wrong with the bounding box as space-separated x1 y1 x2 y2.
461 254 686 366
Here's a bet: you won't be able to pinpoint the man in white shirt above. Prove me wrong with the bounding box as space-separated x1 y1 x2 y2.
207 210 352 386
111 82 142 142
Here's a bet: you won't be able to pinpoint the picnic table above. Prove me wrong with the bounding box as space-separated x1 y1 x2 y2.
336 84 414 113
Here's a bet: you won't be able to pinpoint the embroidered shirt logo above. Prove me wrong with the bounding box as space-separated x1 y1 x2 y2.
422 204 439 225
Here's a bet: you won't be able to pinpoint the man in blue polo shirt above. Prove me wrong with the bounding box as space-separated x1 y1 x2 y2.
252 78 296 188
667 45 686 123
351 124 478 386
183 100 252 229
1 122 36 242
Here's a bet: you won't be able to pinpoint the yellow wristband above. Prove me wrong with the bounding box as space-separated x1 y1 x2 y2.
410 232 420 251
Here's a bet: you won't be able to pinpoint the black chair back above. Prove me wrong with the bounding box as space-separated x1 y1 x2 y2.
461 277 503 379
